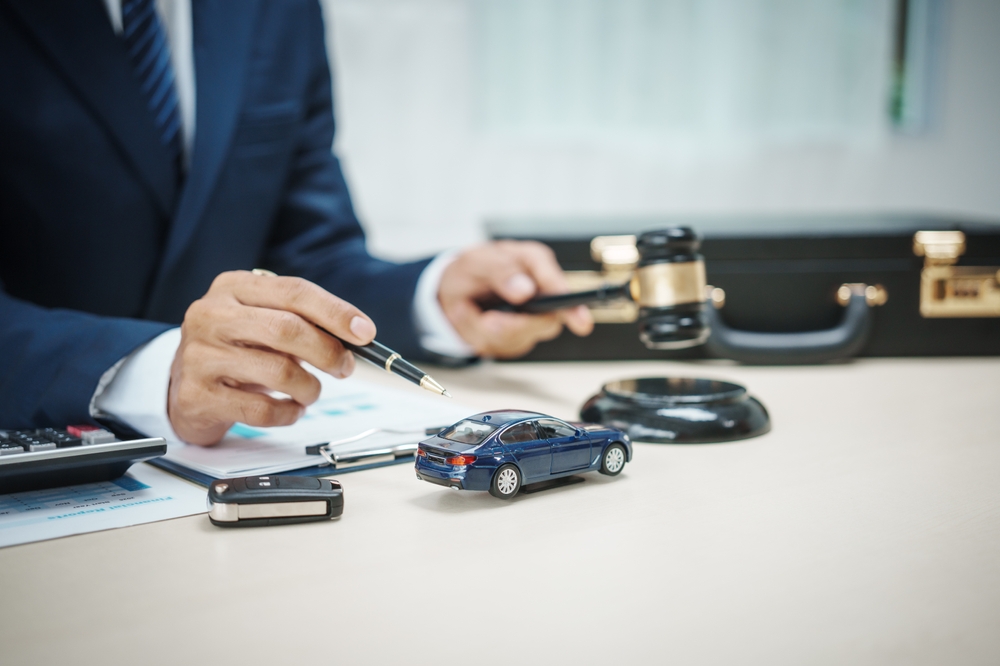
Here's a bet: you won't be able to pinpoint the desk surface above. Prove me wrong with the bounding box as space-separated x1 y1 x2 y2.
2 358 999 665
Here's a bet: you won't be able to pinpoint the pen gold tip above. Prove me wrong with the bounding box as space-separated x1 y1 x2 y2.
419 375 450 397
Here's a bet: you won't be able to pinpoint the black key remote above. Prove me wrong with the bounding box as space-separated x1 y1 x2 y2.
207 476 344 527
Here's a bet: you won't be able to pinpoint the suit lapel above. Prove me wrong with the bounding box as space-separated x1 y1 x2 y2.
4 0 178 219
153 0 260 285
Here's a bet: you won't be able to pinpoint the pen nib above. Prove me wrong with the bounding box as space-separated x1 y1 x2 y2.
419 375 450 397
442 390 452 398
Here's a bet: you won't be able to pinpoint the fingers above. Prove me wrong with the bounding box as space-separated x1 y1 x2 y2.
439 242 595 358
211 301 355 378
214 387 305 430
493 242 593 336
447 299 564 359
170 270 376 445
476 241 567 305
510 241 570 297
199 345 323 407
561 304 595 337
168 346 309 446
481 311 564 358
171 383 305 447
213 271 377 345
189 277 358 378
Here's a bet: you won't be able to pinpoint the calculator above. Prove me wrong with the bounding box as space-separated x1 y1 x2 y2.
0 426 166 494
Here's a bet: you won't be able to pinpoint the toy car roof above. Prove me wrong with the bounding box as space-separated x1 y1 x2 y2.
464 410 548 426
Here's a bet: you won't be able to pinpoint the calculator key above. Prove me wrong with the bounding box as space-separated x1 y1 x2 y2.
41 430 83 447
81 429 116 445
0 444 25 455
25 441 57 452
67 424 102 438
11 435 47 448
38 428 77 445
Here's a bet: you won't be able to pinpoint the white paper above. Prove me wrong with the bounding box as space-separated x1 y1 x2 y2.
161 373 471 478
0 463 207 548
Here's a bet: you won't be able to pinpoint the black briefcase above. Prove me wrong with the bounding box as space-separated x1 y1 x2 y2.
487 215 1000 363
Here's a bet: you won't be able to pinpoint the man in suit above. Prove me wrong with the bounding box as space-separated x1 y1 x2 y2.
0 0 592 444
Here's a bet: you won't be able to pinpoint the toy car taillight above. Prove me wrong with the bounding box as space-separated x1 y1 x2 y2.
445 454 476 466
416 448 427 458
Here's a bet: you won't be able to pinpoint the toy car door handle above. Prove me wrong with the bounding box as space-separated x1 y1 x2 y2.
704 286 884 364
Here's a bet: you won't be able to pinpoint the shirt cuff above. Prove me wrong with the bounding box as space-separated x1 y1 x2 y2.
413 250 477 359
91 327 183 441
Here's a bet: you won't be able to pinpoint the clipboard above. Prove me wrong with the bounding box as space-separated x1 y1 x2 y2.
148 373 469 486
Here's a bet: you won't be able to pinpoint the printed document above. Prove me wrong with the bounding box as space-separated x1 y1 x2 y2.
159 372 470 478
0 463 206 548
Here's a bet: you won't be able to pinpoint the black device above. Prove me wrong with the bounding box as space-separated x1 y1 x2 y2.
0 427 166 494
207 475 344 527
488 215 1000 363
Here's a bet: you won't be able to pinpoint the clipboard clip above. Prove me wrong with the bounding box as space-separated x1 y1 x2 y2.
305 426 447 470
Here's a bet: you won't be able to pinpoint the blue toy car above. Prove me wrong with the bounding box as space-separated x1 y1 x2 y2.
415 410 632 499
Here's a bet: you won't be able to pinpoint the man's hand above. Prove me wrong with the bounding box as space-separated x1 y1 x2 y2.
168 271 376 446
439 241 594 358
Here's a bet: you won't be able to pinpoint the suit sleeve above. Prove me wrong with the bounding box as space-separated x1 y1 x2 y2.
0 281 171 428
261 1 431 360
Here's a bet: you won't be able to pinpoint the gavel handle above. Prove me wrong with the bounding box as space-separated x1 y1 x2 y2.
485 283 632 314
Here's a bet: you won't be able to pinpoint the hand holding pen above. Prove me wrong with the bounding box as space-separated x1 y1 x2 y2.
166 269 448 447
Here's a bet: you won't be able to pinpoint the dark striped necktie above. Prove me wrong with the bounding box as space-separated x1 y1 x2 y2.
121 0 183 177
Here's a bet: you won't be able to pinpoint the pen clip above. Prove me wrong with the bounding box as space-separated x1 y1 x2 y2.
316 442 417 469
306 425 450 468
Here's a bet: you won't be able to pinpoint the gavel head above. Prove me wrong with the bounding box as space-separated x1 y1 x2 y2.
630 227 710 349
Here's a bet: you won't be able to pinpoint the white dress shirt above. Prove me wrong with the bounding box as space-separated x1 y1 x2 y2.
91 0 474 440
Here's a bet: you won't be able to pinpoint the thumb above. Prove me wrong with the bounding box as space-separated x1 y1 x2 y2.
488 271 537 305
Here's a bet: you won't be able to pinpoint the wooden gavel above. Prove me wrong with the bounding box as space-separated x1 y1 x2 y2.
489 228 710 350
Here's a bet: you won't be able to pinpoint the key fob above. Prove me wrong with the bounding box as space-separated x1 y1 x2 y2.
207 475 344 527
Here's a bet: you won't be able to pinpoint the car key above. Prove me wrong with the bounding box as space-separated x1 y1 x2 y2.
207 475 344 527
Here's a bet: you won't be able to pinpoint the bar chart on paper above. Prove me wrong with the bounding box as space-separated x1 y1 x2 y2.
0 463 206 548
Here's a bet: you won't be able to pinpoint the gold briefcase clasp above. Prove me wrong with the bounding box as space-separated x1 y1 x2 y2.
913 230 1000 318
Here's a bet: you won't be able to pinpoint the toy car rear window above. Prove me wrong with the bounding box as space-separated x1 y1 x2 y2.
440 420 497 445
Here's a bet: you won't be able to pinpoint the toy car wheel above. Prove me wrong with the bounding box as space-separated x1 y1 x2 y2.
489 464 522 499
599 443 627 476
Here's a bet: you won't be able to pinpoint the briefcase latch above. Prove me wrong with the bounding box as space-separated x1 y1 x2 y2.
913 231 1000 318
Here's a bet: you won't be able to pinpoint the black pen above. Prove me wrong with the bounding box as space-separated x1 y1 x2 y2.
338 337 451 397
251 268 451 397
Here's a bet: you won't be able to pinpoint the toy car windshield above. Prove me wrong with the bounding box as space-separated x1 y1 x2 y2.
439 420 496 445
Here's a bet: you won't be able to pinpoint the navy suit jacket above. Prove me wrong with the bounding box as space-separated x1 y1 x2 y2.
0 0 430 428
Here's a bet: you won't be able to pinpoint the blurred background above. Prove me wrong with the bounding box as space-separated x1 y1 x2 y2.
320 0 1000 260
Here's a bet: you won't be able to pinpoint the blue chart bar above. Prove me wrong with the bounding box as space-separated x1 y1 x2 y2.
112 476 151 492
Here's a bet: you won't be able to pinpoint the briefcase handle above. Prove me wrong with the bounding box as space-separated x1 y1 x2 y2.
703 284 886 364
